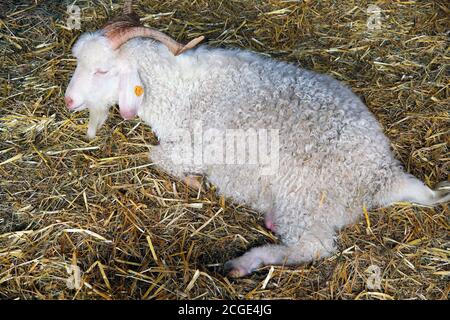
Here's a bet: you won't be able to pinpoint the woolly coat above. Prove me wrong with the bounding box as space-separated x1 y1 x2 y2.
119 39 407 246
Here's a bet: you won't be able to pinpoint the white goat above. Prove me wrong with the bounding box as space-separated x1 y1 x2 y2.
65 1 450 277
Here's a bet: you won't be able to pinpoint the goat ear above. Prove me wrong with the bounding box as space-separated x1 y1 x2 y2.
118 67 144 119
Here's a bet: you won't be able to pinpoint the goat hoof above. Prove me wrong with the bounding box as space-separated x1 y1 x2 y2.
224 260 251 278
184 175 202 191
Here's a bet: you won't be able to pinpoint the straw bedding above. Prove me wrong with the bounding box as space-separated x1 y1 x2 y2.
0 0 448 299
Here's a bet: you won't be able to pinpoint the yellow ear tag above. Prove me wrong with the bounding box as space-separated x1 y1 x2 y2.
134 85 144 97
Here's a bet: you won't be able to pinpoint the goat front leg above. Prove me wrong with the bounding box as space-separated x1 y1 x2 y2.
149 144 205 188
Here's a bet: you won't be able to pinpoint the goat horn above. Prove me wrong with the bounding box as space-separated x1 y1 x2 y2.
102 1 204 55
123 0 133 15
105 26 205 56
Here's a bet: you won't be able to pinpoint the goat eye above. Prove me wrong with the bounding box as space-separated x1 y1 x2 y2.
94 70 108 75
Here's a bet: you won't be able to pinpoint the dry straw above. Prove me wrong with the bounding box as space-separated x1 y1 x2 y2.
0 0 448 299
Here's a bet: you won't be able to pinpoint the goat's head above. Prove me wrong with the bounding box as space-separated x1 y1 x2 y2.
64 0 204 138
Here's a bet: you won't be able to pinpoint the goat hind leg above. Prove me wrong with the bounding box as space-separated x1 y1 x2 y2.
224 224 336 277
224 244 294 278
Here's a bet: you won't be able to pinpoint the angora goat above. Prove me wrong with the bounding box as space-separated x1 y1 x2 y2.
65 1 450 277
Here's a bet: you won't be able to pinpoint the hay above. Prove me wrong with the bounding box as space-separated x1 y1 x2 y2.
0 0 448 300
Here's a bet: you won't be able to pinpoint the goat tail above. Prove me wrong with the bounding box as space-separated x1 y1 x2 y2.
381 175 450 207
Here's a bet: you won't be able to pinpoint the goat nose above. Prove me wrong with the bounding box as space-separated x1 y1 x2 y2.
64 96 74 108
